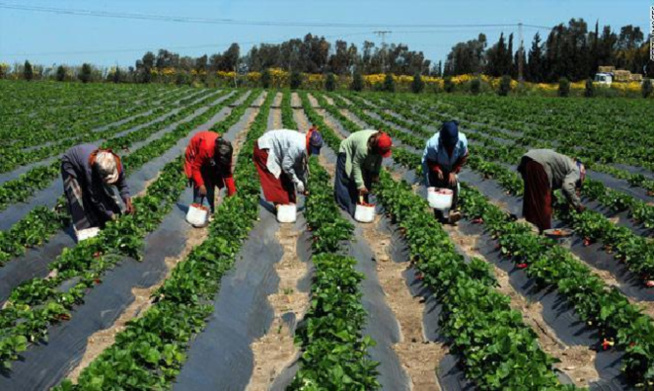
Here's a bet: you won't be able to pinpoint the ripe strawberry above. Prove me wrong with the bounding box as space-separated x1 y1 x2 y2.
517 263 528 269
416 273 424 281
583 238 591 247
645 280 654 288
601 338 614 350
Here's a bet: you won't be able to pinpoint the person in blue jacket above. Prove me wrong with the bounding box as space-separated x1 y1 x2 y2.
421 121 469 223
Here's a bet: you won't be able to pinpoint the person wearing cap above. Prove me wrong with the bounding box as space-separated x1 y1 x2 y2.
184 130 236 214
422 121 469 223
253 128 323 207
518 149 586 233
334 130 392 216
61 144 134 235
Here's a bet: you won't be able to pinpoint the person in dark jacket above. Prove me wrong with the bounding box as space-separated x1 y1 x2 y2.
518 149 586 233
61 144 134 235
184 131 237 214
421 121 469 223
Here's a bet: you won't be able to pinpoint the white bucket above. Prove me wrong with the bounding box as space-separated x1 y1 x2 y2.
427 187 453 210
186 203 209 227
354 203 375 223
76 227 100 242
277 204 297 223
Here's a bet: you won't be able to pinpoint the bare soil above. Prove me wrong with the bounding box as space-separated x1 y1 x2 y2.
66 97 263 383
290 92 301 107
363 215 447 391
246 223 310 391
442 224 600 387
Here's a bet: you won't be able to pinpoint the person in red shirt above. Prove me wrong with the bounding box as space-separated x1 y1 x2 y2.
184 131 237 213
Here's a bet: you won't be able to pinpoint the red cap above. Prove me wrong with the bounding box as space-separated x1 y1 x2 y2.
376 132 392 158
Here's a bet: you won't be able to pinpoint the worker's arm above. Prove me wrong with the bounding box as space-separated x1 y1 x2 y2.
562 171 582 209
352 150 366 190
281 148 306 192
452 152 469 173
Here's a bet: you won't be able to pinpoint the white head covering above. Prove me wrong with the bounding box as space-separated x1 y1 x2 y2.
95 151 119 184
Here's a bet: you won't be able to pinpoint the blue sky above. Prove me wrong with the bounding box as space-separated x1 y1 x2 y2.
0 0 649 68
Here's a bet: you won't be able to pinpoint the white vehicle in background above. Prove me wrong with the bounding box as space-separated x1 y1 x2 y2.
594 72 613 86
594 65 644 87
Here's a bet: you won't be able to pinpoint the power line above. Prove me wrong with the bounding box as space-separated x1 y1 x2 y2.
0 2 523 29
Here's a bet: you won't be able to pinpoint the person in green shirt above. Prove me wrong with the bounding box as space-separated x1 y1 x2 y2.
334 130 393 216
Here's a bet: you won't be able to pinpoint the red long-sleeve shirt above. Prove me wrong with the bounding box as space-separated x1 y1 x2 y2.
184 131 234 193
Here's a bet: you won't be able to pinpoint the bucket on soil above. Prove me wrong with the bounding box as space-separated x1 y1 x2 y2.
186 203 209 228
277 204 297 223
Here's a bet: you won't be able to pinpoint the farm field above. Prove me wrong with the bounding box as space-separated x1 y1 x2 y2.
1 80 654 391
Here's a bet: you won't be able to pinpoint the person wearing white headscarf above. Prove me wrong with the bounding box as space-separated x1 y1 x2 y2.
61 144 134 235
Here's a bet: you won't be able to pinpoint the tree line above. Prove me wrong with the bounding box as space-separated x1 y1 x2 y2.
5 18 651 84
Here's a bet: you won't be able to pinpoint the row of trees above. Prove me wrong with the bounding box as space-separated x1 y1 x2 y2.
446 19 652 82
6 19 651 84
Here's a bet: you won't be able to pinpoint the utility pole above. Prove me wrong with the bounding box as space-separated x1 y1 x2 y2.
518 22 525 82
374 30 392 73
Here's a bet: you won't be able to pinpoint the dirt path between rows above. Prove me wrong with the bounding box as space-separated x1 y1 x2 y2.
311 110 445 389
441 224 599 387
246 222 309 391
67 93 266 383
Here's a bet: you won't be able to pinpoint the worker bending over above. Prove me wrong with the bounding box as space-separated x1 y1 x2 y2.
334 130 392 216
422 121 469 223
253 128 323 207
184 131 236 214
518 149 586 233
61 144 134 238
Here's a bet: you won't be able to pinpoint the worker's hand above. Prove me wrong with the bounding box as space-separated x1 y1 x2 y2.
295 181 305 194
110 213 118 221
436 170 444 181
358 187 369 195
125 198 135 214
303 190 310 196
198 185 207 197
448 173 457 187
576 204 586 213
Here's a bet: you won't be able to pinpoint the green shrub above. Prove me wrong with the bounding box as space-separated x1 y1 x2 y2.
558 77 570 97
444 76 454 93
642 79 653 99
350 71 364 91
411 72 424 93
23 61 33 81
261 68 271 89
383 73 395 92
584 78 595 98
290 71 303 90
498 75 512 96
470 78 481 95
325 72 336 91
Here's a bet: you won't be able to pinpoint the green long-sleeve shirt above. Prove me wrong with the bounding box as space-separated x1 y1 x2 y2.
338 130 382 189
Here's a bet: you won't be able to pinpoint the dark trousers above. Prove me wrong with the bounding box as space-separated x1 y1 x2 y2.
192 166 220 213
62 171 121 230
334 153 371 217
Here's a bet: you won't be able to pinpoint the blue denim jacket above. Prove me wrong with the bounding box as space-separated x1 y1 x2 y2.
421 132 468 184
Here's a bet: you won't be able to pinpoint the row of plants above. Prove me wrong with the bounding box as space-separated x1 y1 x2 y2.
0 90 258 368
0 87 207 172
286 99 380 389
0 83 170 146
54 90 272 390
377 92 654 192
457 185 654 388
335 92 654 282
372 95 654 286
0 89 224 213
307 94 573 390
354 121 654 389
1 86 182 153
